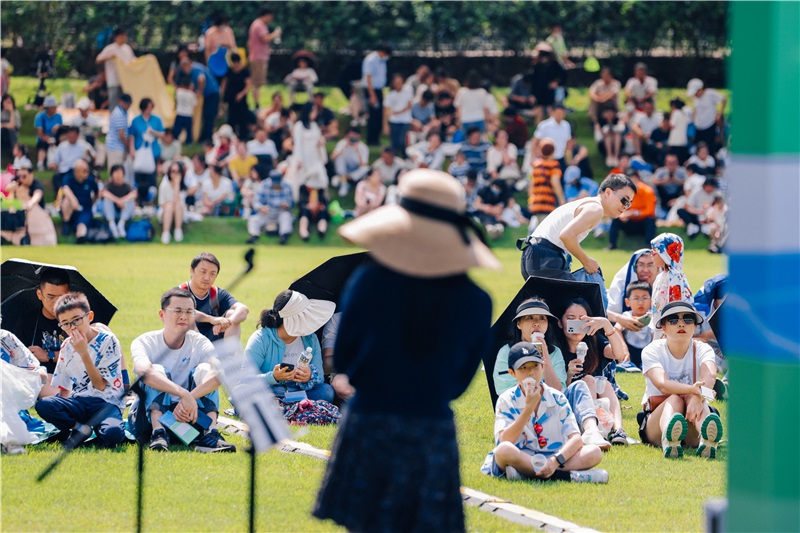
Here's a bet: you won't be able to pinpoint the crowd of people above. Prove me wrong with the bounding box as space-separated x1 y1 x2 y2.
2 16 729 255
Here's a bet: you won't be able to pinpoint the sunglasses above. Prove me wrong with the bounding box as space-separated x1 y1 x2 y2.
165 307 197 316
612 189 632 209
665 314 697 326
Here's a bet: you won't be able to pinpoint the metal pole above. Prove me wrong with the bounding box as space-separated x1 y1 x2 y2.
249 446 256 533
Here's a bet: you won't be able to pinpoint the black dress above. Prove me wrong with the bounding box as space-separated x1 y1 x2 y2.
313 263 492 532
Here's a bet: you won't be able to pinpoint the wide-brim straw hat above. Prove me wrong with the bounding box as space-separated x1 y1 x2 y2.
338 169 502 278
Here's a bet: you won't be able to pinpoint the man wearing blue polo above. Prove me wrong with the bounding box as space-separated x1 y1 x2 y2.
361 44 392 146
180 58 220 143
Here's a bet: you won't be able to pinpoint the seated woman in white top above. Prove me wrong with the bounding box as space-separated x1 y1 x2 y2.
354 168 386 218
200 164 234 217
640 301 722 459
486 130 520 180
158 160 188 244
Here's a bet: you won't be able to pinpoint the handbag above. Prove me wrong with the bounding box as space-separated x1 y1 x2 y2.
645 341 697 412
132 141 156 174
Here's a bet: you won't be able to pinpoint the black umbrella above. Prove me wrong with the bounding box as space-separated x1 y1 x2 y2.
1 258 117 326
289 252 371 310
483 275 605 408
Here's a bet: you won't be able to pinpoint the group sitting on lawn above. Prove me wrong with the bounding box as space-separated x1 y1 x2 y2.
2 33 729 254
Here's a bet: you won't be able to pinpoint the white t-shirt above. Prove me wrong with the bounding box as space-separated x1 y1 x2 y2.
201 177 234 203
624 76 658 100
533 118 572 160
384 85 414 124
96 42 135 87
282 337 307 367
641 340 715 403
175 88 198 117
486 144 519 173
693 89 724 130
158 177 186 205
131 329 215 390
247 139 279 159
454 88 489 124
287 67 318 85
52 330 126 409
632 111 664 136
668 108 691 146
184 168 210 191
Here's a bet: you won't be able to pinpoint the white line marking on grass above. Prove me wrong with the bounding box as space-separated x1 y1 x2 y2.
218 416 598 532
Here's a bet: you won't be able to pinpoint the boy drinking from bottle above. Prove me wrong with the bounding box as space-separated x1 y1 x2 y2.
481 342 607 483
35 292 126 448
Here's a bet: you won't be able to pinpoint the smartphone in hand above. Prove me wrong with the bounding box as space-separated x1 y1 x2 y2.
566 319 588 334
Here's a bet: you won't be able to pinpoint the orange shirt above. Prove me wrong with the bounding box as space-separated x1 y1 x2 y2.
628 181 657 220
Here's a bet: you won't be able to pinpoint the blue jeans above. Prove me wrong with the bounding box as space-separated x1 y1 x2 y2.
142 364 220 420
563 380 597 428
173 115 193 145
35 395 125 446
461 120 486 137
101 198 135 223
271 383 335 404
200 93 220 142
389 122 410 156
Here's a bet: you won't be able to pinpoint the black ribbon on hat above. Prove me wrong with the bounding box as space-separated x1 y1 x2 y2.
400 197 488 246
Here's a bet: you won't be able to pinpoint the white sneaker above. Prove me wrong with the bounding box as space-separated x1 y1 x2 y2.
570 469 609 484
505 466 524 481
331 175 341 187
582 429 612 451
117 221 126 239
338 181 350 197
174 228 184 242
161 231 171 244
1 443 27 455
687 223 700 237
108 221 120 239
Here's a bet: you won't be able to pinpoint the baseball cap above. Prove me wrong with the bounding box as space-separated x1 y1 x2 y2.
507 342 543 370
43 95 58 108
76 97 91 111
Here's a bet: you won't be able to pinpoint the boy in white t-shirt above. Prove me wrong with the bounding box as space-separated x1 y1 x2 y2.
481 342 607 483
614 280 653 371
284 57 318 104
34 292 126 448
173 79 198 145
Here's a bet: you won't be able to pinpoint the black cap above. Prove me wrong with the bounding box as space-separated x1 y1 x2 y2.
508 342 543 370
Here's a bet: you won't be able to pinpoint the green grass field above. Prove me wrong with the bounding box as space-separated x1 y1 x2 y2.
1 245 726 532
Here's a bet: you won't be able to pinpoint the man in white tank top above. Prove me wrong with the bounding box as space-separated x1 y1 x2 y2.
520 173 636 280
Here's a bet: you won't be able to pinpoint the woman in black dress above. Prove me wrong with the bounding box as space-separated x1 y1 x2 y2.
313 169 501 532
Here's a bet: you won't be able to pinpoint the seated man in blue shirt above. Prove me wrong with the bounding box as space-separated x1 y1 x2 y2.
460 126 492 178
563 165 600 202
247 171 295 245
60 159 97 242
177 253 249 345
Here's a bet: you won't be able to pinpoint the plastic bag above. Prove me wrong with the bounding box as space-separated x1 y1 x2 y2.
0 359 43 445
132 142 156 174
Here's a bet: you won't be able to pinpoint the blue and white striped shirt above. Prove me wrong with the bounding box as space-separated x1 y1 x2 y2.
253 180 294 210
106 105 129 152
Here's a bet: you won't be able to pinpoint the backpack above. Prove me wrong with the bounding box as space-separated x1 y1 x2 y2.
85 219 114 244
126 219 154 242
179 282 220 316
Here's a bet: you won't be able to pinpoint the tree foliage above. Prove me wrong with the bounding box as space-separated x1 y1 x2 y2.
2 1 728 71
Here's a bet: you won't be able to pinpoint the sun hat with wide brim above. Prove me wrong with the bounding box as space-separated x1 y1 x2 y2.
513 300 557 322
686 78 704 98
279 291 336 337
656 300 704 329
338 169 502 278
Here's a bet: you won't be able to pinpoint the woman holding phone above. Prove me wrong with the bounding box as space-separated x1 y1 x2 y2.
639 301 722 459
244 290 335 403
555 298 630 445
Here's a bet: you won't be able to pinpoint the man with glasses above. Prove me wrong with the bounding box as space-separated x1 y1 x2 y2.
178 252 249 343
130 287 235 453
5 268 70 397
608 167 657 250
520 173 637 280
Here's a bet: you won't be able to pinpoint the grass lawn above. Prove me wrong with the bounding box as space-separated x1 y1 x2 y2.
1 245 726 532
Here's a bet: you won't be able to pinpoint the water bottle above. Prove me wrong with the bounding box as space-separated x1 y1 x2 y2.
273 27 282 46
576 342 588 363
298 347 312 367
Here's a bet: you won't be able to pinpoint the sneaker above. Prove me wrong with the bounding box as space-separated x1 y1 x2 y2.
605 156 615 167
662 413 688 459
174 228 184 242
582 429 612 451
1 443 27 455
194 429 236 453
570 469 609 484
338 182 350 197
279 234 289 245
108 221 120 239
246 235 259 244
617 361 641 373
64 423 93 449
697 413 723 459
161 231 171 244
504 466 523 481
37 161 45 171
608 428 629 446
687 223 700 239
149 428 170 451
331 175 341 188
117 221 126 239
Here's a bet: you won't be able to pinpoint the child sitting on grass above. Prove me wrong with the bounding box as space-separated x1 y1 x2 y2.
614 280 653 371
481 342 608 483
34 292 126 448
